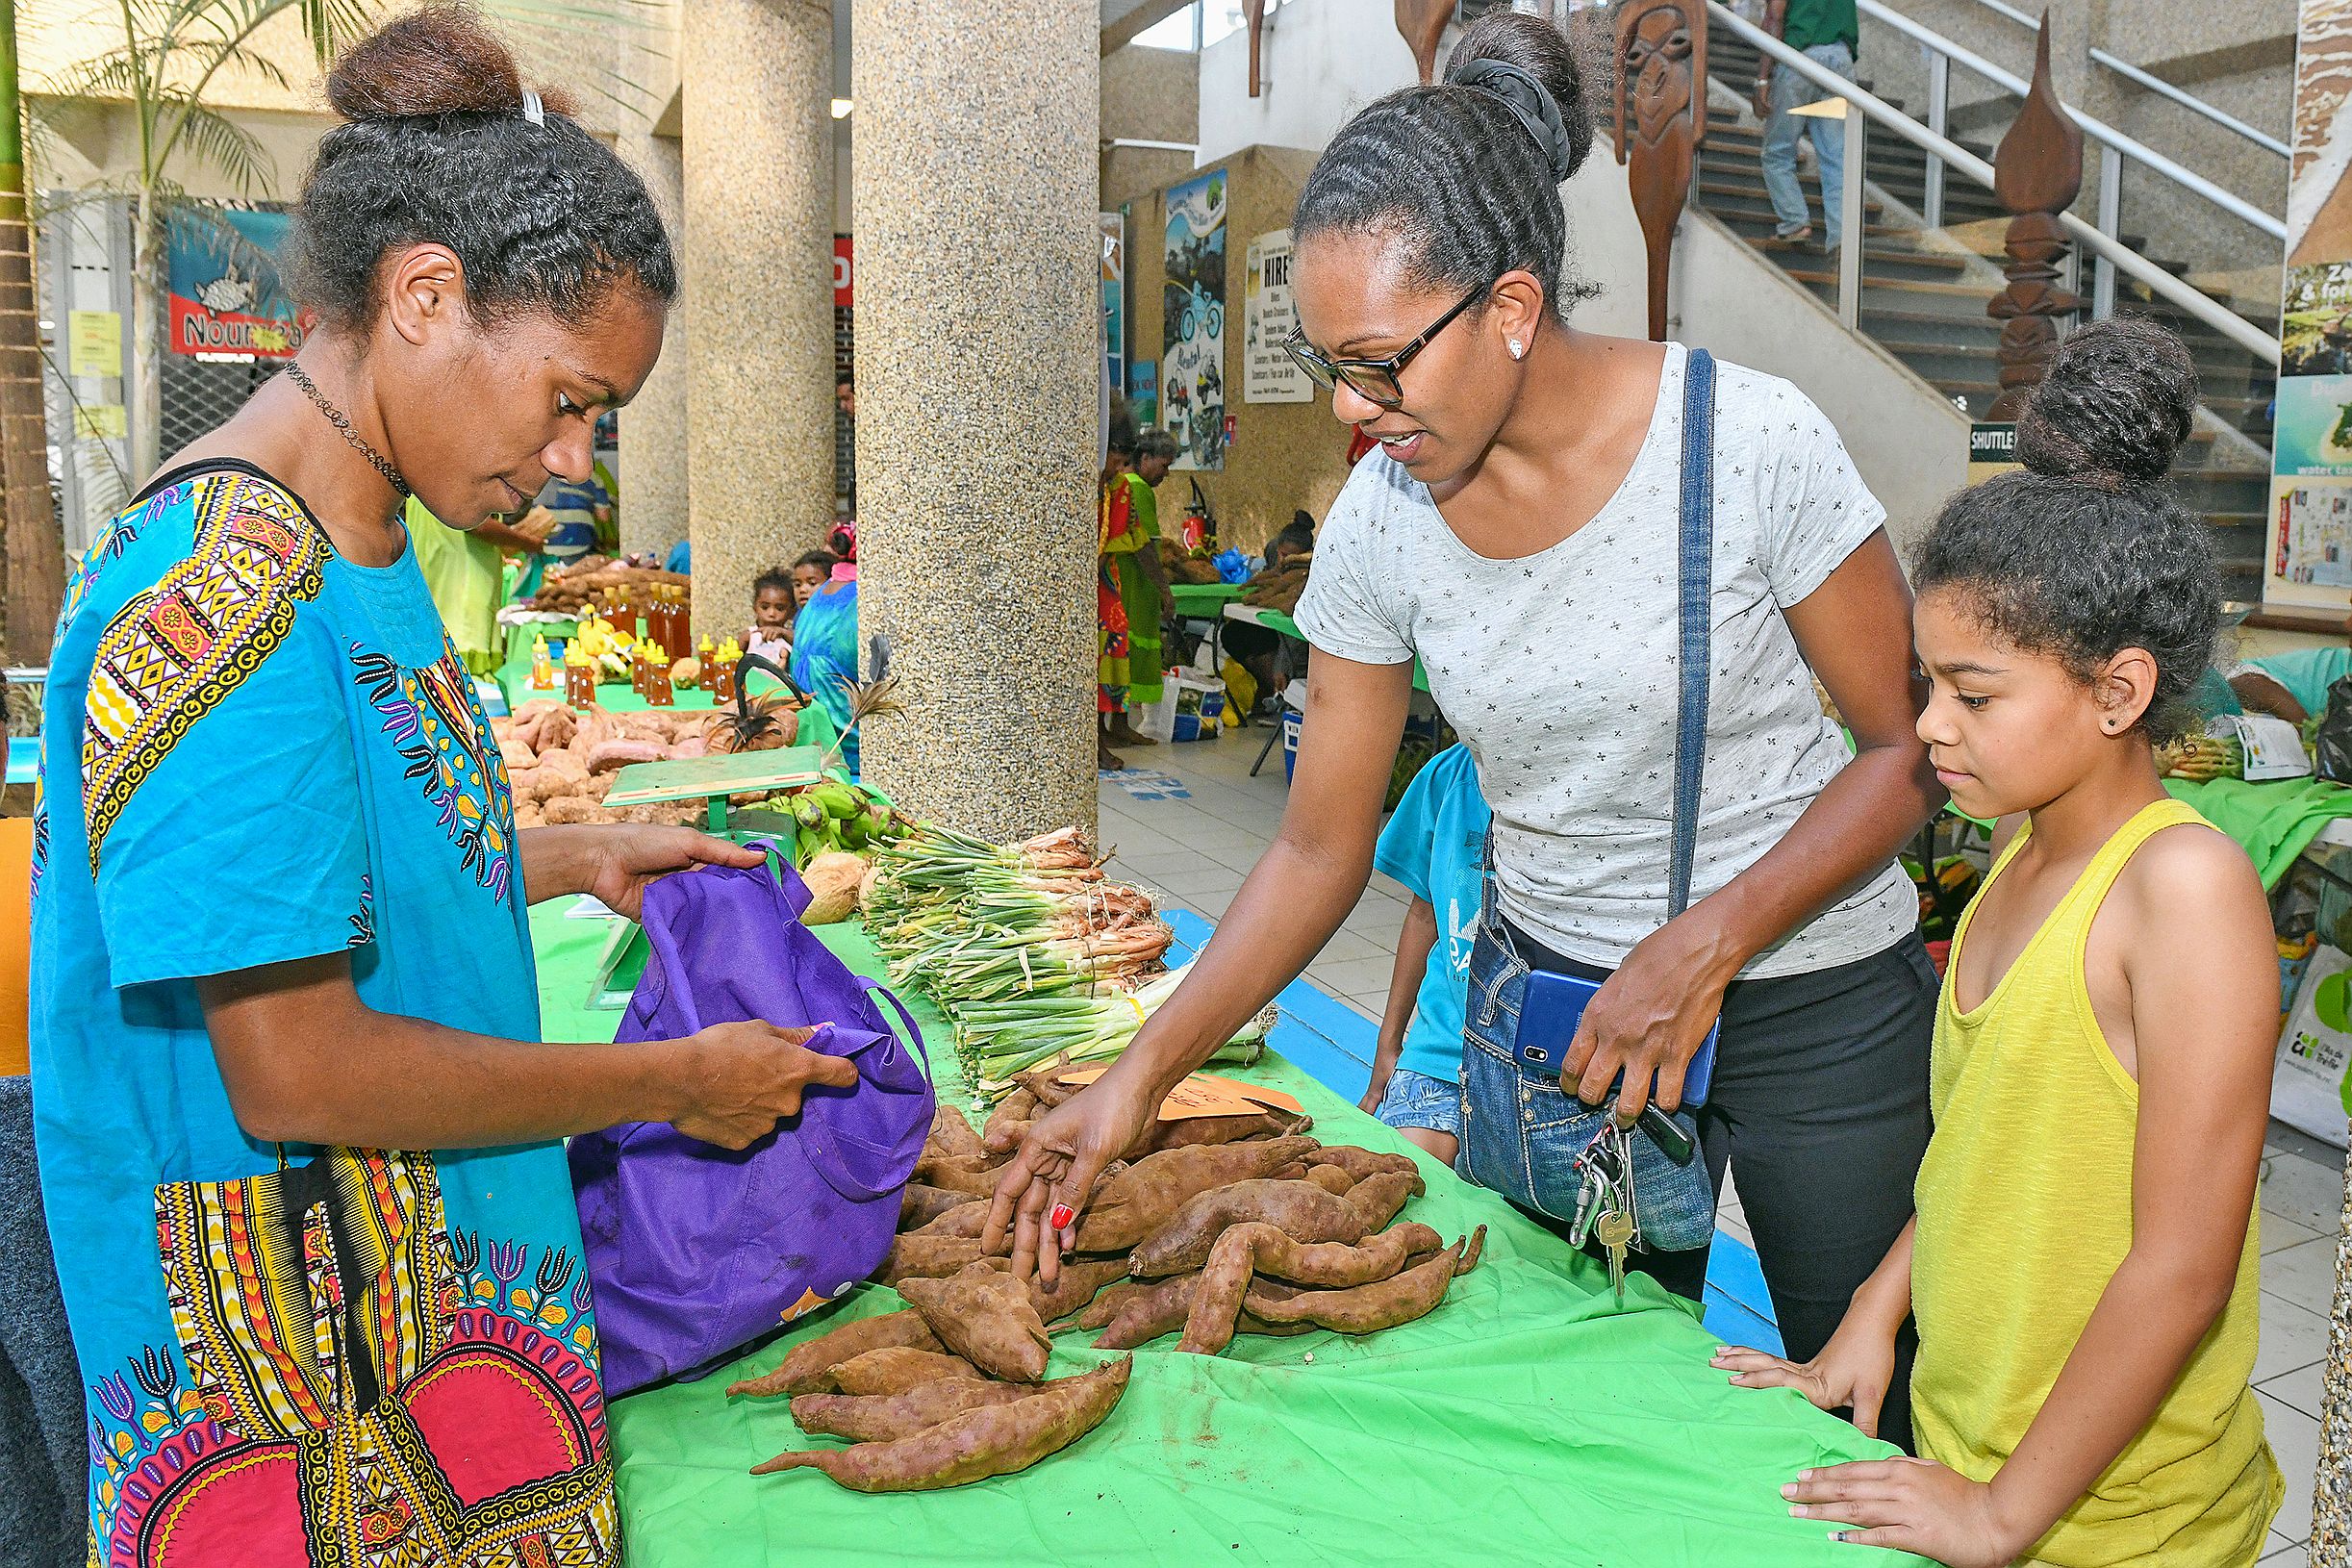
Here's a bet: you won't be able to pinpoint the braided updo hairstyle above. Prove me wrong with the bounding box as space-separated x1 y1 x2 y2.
1912 316 2218 740
291 6 676 331
1293 12 1598 316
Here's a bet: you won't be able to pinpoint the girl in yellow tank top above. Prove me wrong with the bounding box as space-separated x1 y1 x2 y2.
1713 318 2282 1566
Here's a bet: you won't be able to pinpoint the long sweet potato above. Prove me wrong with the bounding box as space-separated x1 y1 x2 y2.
1027 1256 1133 1325
877 1234 985 1285
913 1161 1003 1199
1314 1146 1426 1188
899 1183 970 1232
1073 1279 1147 1331
1012 1059 1082 1108
788 1379 1037 1443
726 1309 942 1399
1303 1165 1356 1196
1241 1227 1486 1335
1342 1171 1420 1232
1128 1179 1368 1277
817 1346 981 1396
753 1357 1132 1489
1140 1107 1313 1155
909 1201 991 1240
1092 1273 1201 1351
898 1263 1052 1382
1176 1224 1438 1355
1071 1136 1319 1253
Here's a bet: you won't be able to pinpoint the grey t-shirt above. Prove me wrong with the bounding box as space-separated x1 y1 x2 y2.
1295 342 1913 979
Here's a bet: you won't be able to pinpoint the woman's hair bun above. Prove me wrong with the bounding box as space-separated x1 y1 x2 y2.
325 5 572 124
1444 12 1594 181
2014 316 2198 491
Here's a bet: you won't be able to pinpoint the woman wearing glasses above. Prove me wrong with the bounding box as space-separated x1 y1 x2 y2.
993 11 1939 1446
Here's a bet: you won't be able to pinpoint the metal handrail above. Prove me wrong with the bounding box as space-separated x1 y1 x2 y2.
1707 2 2283 366
1855 0 2286 240
1940 0 2291 156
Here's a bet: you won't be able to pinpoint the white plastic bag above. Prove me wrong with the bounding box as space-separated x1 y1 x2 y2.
2273 944 2352 1149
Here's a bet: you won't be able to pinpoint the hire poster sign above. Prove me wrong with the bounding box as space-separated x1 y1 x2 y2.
1244 228 1310 404
166 207 307 359
2273 0 2352 605
1161 168 1227 470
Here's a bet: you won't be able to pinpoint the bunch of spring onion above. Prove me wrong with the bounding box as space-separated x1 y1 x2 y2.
867 823 1274 1099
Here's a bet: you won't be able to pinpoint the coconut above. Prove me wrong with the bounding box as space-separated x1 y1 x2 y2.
801 851 868 925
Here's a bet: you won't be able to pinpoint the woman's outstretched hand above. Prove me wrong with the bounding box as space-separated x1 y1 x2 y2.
983 1068 1158 1288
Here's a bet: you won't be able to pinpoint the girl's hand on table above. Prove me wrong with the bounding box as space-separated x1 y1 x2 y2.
1560 919 1735 1122
1713 1312 1899 1437
553 823 765 920
984 1065 1158 1289
1783 1457 2025 1566
670 1021 860 1149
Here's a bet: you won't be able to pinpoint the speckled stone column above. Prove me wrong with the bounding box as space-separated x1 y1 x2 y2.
851 0 1098 839
620 128 687 560
683 0 834 643
2313 1183 2352 1561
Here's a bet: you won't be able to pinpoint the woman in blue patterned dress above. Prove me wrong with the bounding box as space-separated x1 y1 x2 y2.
26 16 854 1567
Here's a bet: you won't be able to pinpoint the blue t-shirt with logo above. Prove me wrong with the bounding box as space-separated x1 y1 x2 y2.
1372 745 1491 1082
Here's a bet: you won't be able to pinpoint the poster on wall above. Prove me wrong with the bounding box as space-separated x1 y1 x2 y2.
1129 360 1158 427
1100 212 1125 393
1244 228 1310 404
165 207 306 358
2274 0 2352 607
1162 168 1227 470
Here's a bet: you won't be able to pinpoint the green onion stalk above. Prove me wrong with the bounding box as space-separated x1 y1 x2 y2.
959 962 1278 1100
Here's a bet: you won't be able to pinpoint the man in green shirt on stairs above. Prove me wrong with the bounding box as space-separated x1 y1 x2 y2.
1753 0 1861 252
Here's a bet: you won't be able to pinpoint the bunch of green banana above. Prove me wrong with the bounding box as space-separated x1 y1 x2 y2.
771 780 902 866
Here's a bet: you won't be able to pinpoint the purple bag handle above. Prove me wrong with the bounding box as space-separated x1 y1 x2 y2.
859 976 930 1075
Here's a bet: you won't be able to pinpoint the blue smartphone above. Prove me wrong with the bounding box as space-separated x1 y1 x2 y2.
1516 968 1721 1111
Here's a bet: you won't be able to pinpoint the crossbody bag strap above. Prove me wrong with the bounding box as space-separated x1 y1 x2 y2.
1669 348 1716 921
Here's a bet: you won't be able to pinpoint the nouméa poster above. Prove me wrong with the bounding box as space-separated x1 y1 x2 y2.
1161 168 1227 470
2274 0 2352 606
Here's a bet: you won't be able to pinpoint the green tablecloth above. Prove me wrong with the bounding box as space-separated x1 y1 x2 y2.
526 903 1909 1568
1226 603 1431 695
1170 582 1246 617
2166 774 2352 888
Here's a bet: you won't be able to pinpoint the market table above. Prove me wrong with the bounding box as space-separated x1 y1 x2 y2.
1224 600 1430 694
528 900 1911 1568
1170 581 1246 618
493 641 839 754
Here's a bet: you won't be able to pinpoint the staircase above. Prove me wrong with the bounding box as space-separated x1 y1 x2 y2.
1678 20 2278 599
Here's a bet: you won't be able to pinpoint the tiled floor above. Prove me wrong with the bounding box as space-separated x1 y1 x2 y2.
1098 728 2342 1564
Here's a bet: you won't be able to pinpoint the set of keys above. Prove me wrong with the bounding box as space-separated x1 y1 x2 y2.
1570 1120 1641 1307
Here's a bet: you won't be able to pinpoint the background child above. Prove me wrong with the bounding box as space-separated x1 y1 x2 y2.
1357 744 1489 1164
1715 318 2282 1565
746 568 797 667
792 549 840 612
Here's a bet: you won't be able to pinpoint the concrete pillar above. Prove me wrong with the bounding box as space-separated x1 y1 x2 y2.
851 0 1100 839
620 128 687 560
683 0 835 643
2317 1192 2352 1561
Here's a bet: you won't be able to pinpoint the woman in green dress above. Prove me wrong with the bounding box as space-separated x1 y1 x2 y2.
1107 429 1176 748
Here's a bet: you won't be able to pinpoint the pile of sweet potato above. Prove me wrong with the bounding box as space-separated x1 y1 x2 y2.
523 557 692 616
1241 550 1313 615
730 1062 1481 1491
493 699 716 829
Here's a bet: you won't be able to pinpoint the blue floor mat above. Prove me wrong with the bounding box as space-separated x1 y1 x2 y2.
1162 908 1783 1354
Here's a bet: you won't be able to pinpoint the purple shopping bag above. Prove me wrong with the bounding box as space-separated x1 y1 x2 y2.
568 843 935 1396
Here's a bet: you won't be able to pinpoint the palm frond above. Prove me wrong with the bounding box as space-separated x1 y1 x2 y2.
817 676 906 776
34 49 152 103
169 103 273 193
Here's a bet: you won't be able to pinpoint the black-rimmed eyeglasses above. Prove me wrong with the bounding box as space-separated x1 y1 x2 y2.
1281 283 1491 409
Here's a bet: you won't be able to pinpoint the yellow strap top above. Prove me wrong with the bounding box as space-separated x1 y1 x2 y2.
1911 798 2280 1567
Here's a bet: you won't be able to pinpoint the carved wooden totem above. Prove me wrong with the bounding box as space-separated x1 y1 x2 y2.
1615 0 1707 342
1985 15 2085 418
1396 0 1451 85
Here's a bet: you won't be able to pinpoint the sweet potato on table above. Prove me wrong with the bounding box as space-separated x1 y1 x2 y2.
898 1183 970 1233
788 1379 1038 1443
908 1201 991 1240
913 1161 1004 1199
819 1346 981 1397
1342 1171 1420 1232
726 1310 943 1399
1129 1179 1368 1277
1092 1273 1202 1351
1176 1223 1444 1355
1139 1107 1312 1155
1303 1165 1356 1197
898 1263 1053 1382
1242 1227 1487 1335
877 1233 985 1285
1012 1059 1082 1108
1313 1146 1426 1188
753 1357 1133 1490
1070 1136 1319 1252
1073 1280 1148 1332
1026 1257 1133 1325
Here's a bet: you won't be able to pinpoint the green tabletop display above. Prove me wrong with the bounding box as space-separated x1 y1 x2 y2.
525 905 1915 1568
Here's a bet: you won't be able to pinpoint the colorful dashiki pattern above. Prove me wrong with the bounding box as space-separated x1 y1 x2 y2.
28 462 616 1567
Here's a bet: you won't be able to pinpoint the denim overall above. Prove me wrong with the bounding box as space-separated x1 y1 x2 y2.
1454 348 1722 1257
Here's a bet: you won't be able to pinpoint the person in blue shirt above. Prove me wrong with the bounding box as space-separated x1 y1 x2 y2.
1357 744 1490 1164
2230 644 2352 724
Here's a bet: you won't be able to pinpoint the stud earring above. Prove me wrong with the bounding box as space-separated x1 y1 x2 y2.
1508 339 1525 360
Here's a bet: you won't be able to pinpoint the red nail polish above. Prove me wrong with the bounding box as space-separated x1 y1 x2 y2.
1050 1203 1075 1231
